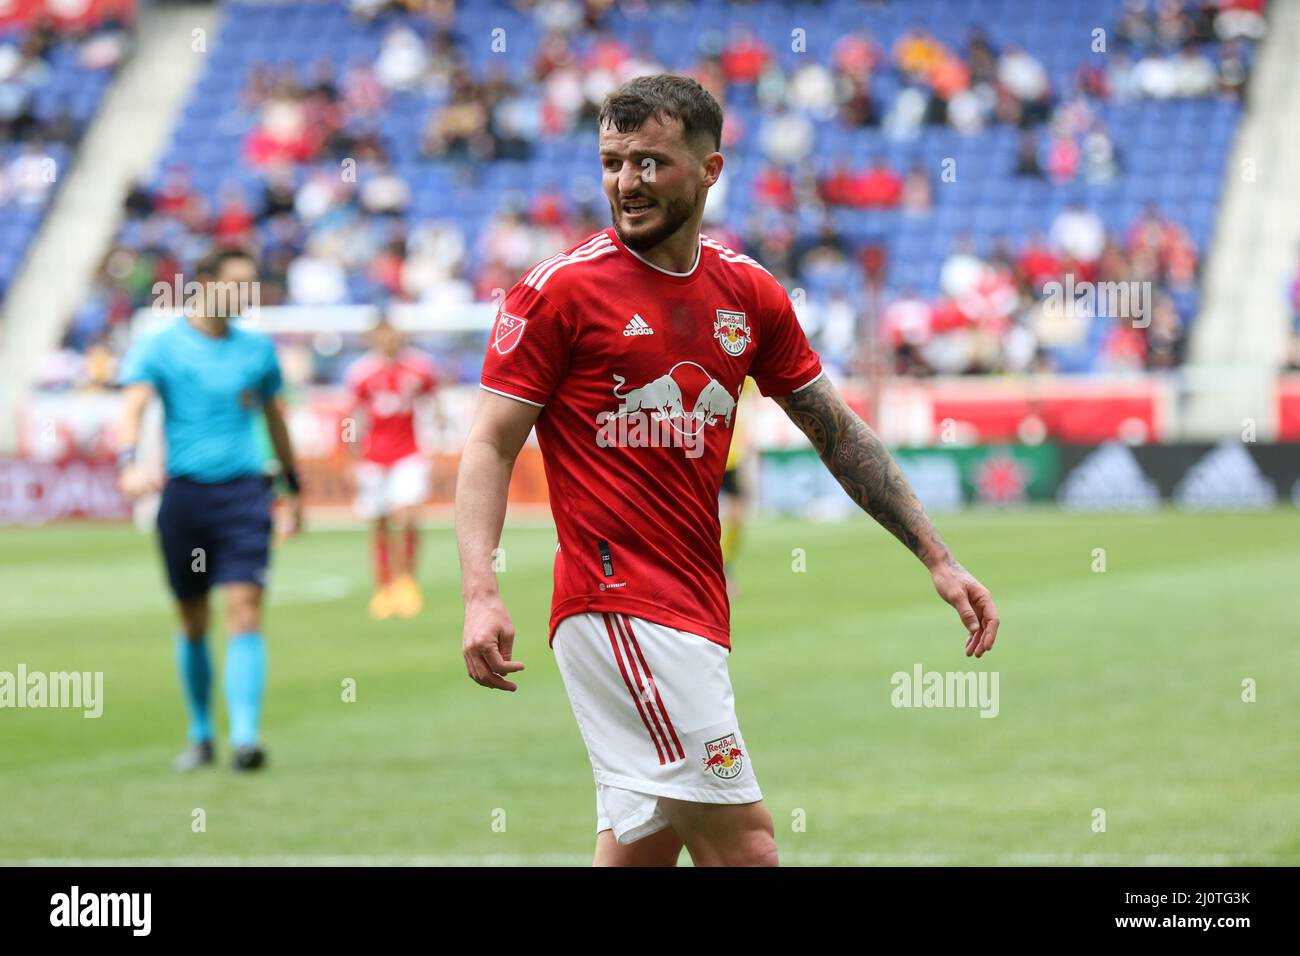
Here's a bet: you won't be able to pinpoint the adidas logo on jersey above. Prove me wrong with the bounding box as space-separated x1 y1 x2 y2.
623 314 654 336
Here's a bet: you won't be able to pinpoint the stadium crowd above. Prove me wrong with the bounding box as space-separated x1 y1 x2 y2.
0 15 129 314
25 0 1268 390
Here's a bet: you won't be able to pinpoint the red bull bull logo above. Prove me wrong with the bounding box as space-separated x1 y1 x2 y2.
595 362 738 460
702 733 744 779
713 310 751 357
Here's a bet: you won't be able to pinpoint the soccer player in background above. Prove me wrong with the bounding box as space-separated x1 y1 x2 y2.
455 75 999 866
719 377 756 595
116 248 302 772
344 318 440 619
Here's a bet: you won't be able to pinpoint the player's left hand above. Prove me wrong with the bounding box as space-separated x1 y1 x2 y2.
929 558 999 658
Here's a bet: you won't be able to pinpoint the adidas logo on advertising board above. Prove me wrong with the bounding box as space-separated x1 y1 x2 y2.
1058 443 1160 511
1174 441 1276 510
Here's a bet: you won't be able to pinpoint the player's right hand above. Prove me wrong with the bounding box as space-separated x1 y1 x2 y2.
117 464 161 500
461 595 526 692
276 494 304 542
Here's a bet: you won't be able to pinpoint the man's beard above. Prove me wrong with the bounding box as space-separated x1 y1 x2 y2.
611 191 698 252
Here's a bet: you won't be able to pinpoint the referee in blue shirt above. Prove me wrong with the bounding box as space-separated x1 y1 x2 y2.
116 248 303 772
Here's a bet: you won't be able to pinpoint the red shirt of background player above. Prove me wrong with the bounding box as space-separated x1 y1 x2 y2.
479 226 823 650
345 349 437 465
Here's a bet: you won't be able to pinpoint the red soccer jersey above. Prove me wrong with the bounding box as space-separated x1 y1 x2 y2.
480 227 823 649
346 348 437 465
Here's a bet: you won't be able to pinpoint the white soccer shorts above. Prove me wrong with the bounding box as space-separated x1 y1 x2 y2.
353 454 429 519
552 612 762 845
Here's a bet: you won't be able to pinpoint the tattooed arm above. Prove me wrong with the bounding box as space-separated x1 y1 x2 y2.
774 375 1000 657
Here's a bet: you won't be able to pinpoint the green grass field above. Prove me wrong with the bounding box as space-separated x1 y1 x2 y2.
2 507 1297 866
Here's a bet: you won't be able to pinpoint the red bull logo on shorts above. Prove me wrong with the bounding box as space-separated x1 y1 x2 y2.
702 732 744 779
595 362 738 460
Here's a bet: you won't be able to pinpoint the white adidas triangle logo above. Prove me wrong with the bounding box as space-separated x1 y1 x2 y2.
1174 441 1276 510
1058 443 1160 511
622 313 654 337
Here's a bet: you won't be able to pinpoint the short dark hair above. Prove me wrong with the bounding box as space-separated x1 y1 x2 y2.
598 74 723 154
194 247 256 281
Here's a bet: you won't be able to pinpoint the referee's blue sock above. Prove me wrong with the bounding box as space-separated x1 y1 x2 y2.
175 636 213 744
224 632 266 747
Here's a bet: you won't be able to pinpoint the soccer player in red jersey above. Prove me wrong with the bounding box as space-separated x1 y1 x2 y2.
345 318 439 619
455 75 1000 866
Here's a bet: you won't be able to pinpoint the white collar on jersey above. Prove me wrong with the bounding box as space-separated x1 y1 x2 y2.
620 231 702 277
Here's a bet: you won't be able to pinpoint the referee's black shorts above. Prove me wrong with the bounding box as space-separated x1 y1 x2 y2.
156 475 273 599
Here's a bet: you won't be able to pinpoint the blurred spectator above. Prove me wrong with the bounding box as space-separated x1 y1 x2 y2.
791 214 849 276
374 25 428 91
1126 204 1198 287
421 71 491 159
787 62 837 120
1017 233 1062 289
940 235 986 299
883 85 928 140
1045 133 1080 183
857 159 903 208
753 163 795 212
244 90 318 166
1215 0 1268 40
1107 49 1142 104
1171 44 1218 97
839 74 880 128
3 141 55 205
1050 203 1106 265
1133 50 1178 98
759 109 815 166
153 165 197 216
212 183 256 245
1115 0 1156 48
341 60 387 117
881 290 934 375
894 26 945 81
833 32 883 81
719 27 771 85
1217 38 1250 99
1081 123 1121 184
900 163 932 214
966 28 998 86
288 241 348 305
1013 131 1044 178
946 83 988 134
997 44 1052 125
1146 292 1186 370
359 162 411 216
819 158 900 208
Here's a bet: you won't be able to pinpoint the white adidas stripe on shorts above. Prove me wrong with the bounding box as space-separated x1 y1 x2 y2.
552 612 762 845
